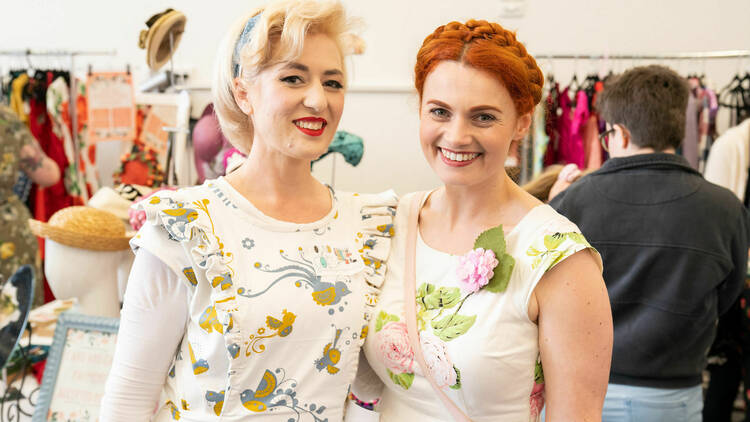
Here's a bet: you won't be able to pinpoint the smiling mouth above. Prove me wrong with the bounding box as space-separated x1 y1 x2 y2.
292 118 328 137
439 147 481 163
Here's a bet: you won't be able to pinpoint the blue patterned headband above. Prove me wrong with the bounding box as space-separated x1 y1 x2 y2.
232 13 262 78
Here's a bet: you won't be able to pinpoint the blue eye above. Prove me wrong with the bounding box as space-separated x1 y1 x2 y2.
430 108 450 119
474 113 496 123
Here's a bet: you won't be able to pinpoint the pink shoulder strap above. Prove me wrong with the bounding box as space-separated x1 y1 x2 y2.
403 192 472 422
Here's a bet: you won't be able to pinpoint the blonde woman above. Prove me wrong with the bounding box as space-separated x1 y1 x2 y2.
101 1 396 421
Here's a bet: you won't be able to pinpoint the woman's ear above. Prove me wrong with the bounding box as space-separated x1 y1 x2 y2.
233 77 253 115
513 112 533 141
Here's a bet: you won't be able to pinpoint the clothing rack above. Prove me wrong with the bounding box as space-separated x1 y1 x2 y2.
0 49 117 203
518 50 750 185
533 50 750 60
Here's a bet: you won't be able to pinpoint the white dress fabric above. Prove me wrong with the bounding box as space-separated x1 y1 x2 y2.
358 192 600 422
107 177 396 422
704 118 750 202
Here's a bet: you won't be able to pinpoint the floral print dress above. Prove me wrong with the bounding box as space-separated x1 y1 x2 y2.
133 178 396 421
359 192 601 422
0 105 42 305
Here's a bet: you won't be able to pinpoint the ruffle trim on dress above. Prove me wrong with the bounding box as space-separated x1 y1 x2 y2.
355 190 398 336
135 189 247 372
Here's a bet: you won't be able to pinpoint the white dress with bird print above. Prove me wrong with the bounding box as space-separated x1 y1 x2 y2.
131 177 396 422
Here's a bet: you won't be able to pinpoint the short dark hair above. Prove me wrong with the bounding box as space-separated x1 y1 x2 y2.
596 65 689 151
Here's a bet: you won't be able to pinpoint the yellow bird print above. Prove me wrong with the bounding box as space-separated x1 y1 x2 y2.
240 370 278 412
205 390 225 416
210 272 233 291
266 309 296 337
239 250 351 308
162 207 199 222
315 329 343 374
198 306 224 334
188 343 209 375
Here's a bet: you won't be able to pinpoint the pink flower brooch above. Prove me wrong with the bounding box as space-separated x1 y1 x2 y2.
456 226 515 294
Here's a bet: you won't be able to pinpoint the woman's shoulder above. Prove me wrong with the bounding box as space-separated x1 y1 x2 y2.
513 205 600 275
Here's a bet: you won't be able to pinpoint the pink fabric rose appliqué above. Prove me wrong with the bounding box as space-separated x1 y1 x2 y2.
456 247 499 293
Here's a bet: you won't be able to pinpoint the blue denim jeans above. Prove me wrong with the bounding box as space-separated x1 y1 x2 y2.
602 383 703 422
541 383 702 422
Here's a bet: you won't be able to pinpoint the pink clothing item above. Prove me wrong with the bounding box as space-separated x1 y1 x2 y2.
562 90 589 168
456 248 498 293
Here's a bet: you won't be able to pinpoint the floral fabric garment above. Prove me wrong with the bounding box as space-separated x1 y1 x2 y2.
0 105 41 304
362 193 600 422
133 178 396 421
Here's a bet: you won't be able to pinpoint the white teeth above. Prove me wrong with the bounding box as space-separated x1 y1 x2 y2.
295 120 324 130
440 148 479 162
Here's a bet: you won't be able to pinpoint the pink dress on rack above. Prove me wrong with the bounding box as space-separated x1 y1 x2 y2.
561 90 588 168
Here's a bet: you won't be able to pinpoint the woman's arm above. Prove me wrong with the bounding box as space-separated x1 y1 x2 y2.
18 137 60 187
532 250 613 422
100 250 189 422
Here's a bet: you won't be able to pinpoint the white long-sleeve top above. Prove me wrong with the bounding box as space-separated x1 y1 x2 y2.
101 250 189 421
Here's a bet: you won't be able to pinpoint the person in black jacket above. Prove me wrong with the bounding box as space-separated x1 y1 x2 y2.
550 65 749 422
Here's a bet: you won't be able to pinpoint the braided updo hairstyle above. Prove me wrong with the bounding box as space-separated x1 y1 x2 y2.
415 20 543 115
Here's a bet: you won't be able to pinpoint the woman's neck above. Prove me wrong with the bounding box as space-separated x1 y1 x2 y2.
224 143 331 223
428 176 516 231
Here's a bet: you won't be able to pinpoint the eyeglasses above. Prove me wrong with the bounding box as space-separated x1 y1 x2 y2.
599 124 616 153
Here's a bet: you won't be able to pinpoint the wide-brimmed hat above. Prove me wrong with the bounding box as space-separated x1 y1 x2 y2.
88 184 153 222
138 8 187 71
29 207 132 251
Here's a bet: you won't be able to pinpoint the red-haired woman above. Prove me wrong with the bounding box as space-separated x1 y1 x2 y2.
351 21 613 421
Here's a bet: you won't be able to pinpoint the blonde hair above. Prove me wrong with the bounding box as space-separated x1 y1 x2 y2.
522 165 564 201
522 165 594 202
212 0 360 153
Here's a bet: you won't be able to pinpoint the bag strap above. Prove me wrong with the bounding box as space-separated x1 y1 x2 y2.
403 192 472 422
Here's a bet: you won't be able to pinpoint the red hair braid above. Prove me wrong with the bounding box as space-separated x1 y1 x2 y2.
414 20 543 115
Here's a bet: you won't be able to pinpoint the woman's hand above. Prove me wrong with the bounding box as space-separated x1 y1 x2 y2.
548 164 583 202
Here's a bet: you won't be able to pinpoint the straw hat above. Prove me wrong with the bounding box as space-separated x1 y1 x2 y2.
29 207 133 251
138 8 186 71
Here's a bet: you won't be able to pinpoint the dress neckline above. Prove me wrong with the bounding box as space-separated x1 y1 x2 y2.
416 189 549 256
213 176 338 232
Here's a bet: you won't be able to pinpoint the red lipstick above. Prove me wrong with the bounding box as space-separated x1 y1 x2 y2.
293 117 327 137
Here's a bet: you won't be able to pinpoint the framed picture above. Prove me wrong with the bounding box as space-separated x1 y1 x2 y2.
32 312 119 422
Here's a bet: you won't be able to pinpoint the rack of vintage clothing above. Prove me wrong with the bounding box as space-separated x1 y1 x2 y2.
0 49 117 222
518 50 750 184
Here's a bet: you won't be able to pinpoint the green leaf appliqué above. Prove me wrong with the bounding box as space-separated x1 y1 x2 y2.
474 225 516 293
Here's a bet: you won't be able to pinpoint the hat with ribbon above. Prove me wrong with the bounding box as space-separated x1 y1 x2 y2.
138 8 187 71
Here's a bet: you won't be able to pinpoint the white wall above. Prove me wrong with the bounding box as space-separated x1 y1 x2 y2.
2 0 749 194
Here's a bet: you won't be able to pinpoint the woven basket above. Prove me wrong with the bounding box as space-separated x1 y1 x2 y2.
29 206 133 251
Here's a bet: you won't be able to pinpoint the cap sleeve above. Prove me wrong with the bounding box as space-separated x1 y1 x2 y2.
517 214 602 317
